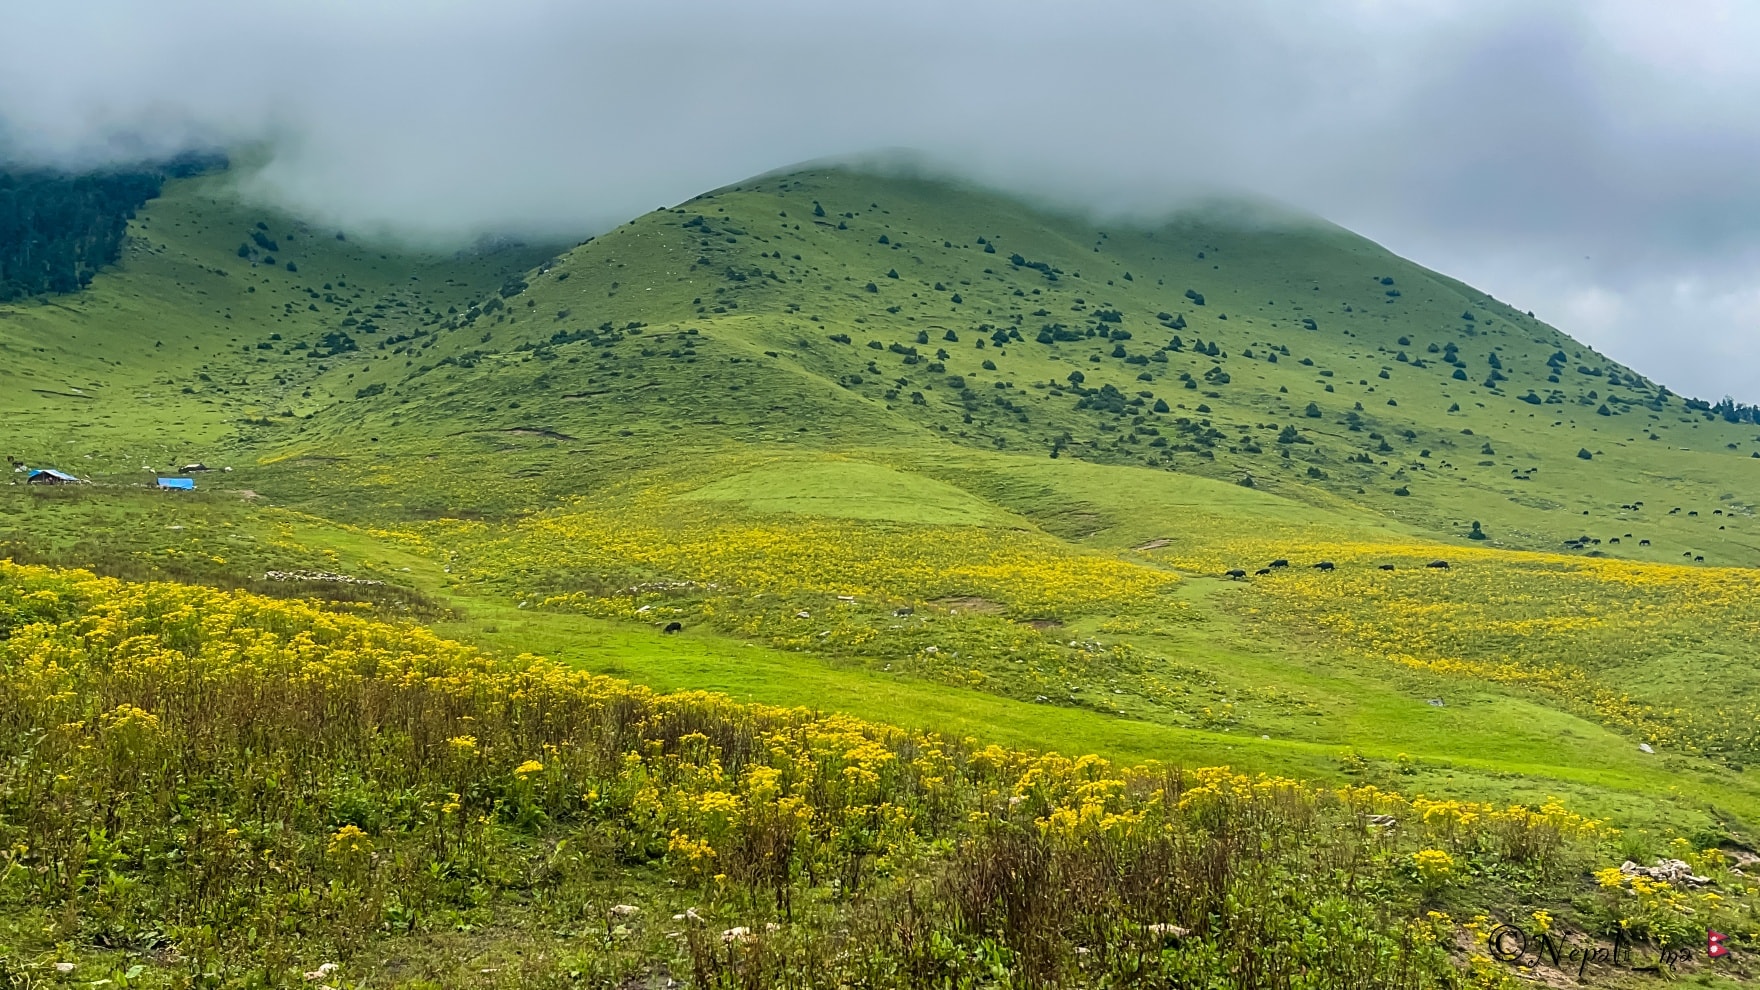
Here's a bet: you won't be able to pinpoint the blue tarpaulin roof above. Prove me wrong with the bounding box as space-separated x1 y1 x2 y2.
156 477 195 490
27 468 81 482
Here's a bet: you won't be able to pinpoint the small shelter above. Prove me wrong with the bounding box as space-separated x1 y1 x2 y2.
156 477 196 491
181 463 211 473
26 469 81 485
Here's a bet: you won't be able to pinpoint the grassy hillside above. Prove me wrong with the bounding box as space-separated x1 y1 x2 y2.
0 170 557 456
5 163 1760 984
306 167 1760 565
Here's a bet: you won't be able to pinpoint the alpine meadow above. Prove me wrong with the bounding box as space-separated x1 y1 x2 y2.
6 149 1760 990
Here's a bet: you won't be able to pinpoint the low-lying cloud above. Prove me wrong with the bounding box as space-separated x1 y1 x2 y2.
4 0 1759 400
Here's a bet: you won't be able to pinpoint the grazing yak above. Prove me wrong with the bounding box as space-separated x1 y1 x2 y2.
1427 560 1450 569
1255 568 1272 575
1269 559 1290 568
1225 569 1248 579
1313 561 1335 571
1378 564 1395 571
662 621 683 633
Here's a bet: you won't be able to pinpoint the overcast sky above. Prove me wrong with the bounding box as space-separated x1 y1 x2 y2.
3 0 1759 401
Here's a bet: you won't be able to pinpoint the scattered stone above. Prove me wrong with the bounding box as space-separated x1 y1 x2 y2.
1724 848 1760 869
1639 742 1654 754
1427 698 1445 707
1622 859 1712 887
264 570 383 586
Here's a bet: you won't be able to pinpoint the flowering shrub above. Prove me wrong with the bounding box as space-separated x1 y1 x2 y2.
1410 849 1455 895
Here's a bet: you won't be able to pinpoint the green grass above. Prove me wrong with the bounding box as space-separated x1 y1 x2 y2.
439 592 1760 833
678 456 1020 525
7 159 1760 855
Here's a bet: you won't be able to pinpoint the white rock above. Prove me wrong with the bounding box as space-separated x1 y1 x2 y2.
610 904 640 917
55 963 75 974
1639 742 1655 754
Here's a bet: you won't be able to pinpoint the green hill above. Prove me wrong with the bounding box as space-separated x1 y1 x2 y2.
0 169 557 455
7 162 1760 828
240 167 1760 561
10 159 1760 985
12 166 1760 560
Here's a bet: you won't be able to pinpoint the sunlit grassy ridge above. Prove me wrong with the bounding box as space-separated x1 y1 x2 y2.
9 562 1758 987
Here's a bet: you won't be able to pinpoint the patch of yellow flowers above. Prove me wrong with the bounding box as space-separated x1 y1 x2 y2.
440 484 1178 615
0 559 1625 898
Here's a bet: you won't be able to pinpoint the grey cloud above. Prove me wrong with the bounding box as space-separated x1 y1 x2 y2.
3 0 1759 398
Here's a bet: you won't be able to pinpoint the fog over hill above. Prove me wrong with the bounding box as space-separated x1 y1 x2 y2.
3 0 1760 399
